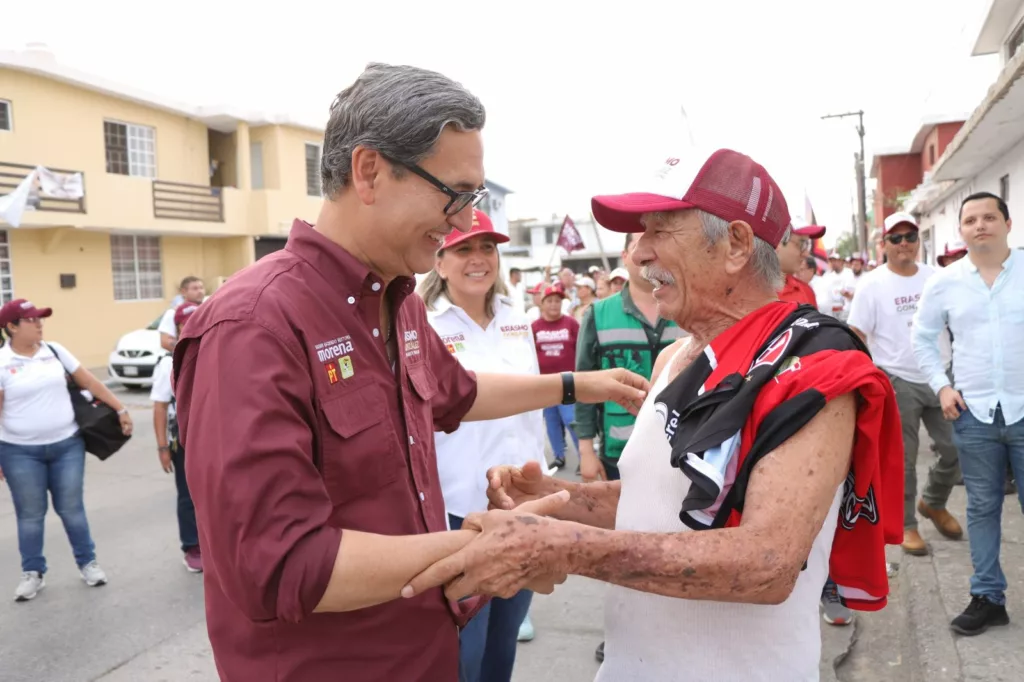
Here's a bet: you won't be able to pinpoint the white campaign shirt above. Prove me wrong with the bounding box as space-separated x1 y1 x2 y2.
598 342 841 682
427 295 547 518
913 249 1024 426
149 355 175 420
848 263 936 384
816 270 850 320
508 280 527 315
0 341 81 446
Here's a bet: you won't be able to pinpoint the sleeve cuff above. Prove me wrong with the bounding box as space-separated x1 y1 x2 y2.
928 373 951 396
278 525 343 623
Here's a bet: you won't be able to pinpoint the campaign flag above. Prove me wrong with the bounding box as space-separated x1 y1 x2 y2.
557 215 585 253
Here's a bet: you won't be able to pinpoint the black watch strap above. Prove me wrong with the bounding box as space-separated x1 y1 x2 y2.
560 372 576 405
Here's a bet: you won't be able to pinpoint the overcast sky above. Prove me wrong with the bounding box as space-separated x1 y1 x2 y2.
3 0 1002 246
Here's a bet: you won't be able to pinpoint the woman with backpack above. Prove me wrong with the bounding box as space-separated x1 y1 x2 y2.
0 299 132 601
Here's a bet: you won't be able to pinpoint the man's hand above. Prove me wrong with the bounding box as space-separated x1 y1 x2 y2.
939 386 967 420
159 447 173 473
578 440 606 482
486 461 561 510
575 368 648 415
401 491 571 600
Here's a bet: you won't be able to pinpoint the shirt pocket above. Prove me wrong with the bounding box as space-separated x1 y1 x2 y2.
318 381 401 505
406 363 439 436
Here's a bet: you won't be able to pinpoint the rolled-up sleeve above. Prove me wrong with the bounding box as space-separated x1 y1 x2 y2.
422 325 478 433
175 321 341 624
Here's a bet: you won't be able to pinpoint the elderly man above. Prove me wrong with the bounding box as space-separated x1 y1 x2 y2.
172 63 646 682
404 149 904 681
776 224 825 306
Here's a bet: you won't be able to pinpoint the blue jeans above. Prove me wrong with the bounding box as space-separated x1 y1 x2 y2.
543 405 579 463
449 514 533 682
171 444 199 551
952 407 1024 605
0 435 97 573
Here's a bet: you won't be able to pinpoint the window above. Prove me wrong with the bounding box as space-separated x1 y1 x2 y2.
305 143 321 196
0 100 11 132
0 230 13 303
104 121 156 177
545 226 559 244
110 235 163 301
251 142 264 190
1000 174 1010 203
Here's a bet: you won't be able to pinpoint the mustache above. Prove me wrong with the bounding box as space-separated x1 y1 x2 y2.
641 265 676 285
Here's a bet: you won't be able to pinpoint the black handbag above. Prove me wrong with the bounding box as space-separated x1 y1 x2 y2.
47 344 131 460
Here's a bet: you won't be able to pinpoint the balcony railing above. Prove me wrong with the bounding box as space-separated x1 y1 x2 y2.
0 161 86 213
152 180 224 222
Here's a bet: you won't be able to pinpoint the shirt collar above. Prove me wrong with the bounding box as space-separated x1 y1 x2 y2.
427 293 513 319
284 219 416 302
962 248 1017 275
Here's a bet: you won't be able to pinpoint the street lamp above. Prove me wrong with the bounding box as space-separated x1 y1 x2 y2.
821 110 867 254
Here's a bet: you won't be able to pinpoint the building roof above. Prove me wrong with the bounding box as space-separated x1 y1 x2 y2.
869 115 969 178
973 0 1022 56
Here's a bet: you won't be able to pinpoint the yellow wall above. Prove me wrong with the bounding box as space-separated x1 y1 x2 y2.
8 227 251 368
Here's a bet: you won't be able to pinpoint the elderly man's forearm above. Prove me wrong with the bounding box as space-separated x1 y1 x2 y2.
556 523 800 604
463 373 562 421
314 529 477 613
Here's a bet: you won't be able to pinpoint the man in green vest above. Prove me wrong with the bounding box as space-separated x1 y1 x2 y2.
576 232 686 482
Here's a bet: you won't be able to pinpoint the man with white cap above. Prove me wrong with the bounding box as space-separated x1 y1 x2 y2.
937 240 968 268
818 251 851 320
607 267 629 294
848 210 962 557
405 148 904 681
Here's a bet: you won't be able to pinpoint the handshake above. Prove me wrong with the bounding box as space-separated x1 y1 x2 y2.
401 461 574 602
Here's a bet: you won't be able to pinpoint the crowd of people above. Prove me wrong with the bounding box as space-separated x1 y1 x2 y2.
1 61 1022 682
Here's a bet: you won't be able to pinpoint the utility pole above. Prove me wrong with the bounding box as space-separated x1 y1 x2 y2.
821 110 867 254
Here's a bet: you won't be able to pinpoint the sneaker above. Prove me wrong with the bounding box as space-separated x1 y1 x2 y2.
183 546 203 573
517 614 535 642
551 458 566 469
595 641 605 663
951 595 1009 636
821 580 855 626
14 572 45 602
79 561 108 587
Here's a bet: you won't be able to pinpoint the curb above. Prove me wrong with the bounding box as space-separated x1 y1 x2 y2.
896 550 963 682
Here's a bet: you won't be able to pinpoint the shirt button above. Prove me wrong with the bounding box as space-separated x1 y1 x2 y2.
373 328 380 338
409 436 415 445
347 296 355 304
419 492 426 501
372 282 382 292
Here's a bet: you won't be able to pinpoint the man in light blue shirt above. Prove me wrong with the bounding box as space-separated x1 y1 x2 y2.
912 191 1024 637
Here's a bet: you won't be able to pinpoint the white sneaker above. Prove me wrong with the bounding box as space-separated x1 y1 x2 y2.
14 571 45 602
79 561 108 587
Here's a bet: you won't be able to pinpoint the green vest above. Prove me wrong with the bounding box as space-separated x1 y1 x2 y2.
592 293 685 460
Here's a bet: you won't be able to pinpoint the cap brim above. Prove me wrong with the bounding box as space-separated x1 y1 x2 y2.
794 226 826 239
592 193 696 233
442 230 510 250
34 307 53 319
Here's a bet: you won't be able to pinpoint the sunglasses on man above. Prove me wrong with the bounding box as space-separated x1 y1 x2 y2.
886 232 919 246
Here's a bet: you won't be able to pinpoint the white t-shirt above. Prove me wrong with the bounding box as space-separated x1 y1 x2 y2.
426 295 547 518
149 355 175 420
508 281 527 315
816 270 850 320
848 263 936 384
157 307 177 339
0 341 81 446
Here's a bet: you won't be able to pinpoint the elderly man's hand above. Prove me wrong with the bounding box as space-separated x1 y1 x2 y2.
486 461 561 511
575 368 648 415
401 491 571 601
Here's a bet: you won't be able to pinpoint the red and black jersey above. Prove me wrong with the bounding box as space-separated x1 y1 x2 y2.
654 301 903 611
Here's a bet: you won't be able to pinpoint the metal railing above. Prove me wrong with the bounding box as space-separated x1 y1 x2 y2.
0 161 86 213
152 180 224 222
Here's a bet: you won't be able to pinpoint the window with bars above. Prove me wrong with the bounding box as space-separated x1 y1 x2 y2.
110 235 163 301
104 121 156 177
0 100 11 132
305 143 322 196
0 230 13 303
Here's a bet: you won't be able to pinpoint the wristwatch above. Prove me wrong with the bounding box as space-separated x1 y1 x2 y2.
158 445 170 452
560 372 576 405
116 408 129 416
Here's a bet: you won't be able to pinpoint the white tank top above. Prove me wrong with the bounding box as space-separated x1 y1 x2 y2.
596 343 842 682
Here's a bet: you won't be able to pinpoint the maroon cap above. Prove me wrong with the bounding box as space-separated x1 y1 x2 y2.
793 225 826 239
441 209 510 250
591 149 792 247
174 301 201 327
0 299 53 328
541 284 567 300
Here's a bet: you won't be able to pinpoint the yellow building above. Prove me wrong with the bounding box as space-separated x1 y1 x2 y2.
0 45 326 369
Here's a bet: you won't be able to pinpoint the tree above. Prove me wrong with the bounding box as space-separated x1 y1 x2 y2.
835 231 859 259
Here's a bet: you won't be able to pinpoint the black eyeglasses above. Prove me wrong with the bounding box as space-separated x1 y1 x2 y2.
887 232 919 245
380 152 488 216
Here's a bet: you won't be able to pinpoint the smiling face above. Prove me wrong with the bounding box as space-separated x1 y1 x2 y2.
435 234 499 305
541 294 564 321
960 197 1011 255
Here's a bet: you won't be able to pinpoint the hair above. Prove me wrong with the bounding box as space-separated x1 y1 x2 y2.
417 246 509 316
179 276 202 290
959 191 1009 223
697 210 785 291
320 63 486 198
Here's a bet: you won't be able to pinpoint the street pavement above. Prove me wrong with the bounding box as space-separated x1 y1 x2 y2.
0 380 1020 681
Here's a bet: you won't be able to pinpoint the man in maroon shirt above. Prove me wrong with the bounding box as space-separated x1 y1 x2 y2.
172 63 647 682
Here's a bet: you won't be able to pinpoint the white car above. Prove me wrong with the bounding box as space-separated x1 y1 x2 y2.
107 314 169 388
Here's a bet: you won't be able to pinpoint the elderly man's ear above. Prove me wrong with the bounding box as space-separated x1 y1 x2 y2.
722 221 757 276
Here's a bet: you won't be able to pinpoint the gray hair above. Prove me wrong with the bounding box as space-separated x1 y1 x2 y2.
320 63 486 197
698 210 785 291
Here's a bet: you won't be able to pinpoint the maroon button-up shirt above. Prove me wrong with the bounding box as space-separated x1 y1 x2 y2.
173 220 479 682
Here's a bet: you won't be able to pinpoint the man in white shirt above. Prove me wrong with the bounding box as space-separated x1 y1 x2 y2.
507 267 526 315
913 192 1024 637
158 276 205 352
817 251 851 320
848 212 962 559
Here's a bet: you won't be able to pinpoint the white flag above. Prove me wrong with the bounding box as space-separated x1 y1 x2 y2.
37 167 84 200
0 169 38 228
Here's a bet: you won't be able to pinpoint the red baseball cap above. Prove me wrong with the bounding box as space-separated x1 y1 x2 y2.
793 225 826 239
0 299 52 328
173 301 201 327
541 284 566 300
591 149 792 247
527 282 545 295
441 209 510 250
938 239 968 267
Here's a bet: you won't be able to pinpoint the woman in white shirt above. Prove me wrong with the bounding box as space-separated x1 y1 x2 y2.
418 210 547 682
0 299 132 602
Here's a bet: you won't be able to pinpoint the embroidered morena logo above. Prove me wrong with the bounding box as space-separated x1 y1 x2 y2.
839 472 879 531
315 336 354 363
